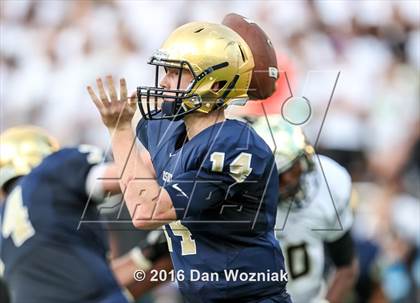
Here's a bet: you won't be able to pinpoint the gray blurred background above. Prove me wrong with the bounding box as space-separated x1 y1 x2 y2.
1 1 419 302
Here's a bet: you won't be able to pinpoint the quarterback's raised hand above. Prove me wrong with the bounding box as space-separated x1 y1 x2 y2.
87 76 136 130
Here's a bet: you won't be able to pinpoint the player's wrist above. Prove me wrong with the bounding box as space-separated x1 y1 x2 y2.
107 122 132 132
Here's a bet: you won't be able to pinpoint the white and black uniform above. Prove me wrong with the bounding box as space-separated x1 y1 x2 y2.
275 155 354 303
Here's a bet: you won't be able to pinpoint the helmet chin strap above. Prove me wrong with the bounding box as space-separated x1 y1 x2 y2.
161 100 188 121
160 97 203 121
161 99 181 118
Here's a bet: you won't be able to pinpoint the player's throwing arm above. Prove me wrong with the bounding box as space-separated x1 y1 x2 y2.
87 76 177 229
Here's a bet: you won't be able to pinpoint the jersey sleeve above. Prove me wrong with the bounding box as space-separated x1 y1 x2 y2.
164 169 228 219
321 157 354 242
53 146 105 198
136 118 184 153
164 144 271 219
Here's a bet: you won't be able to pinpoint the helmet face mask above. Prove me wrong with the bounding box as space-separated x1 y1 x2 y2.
137 56 229 120
136 22 254 121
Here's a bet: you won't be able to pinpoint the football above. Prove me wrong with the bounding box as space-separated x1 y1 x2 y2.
222 13 278 100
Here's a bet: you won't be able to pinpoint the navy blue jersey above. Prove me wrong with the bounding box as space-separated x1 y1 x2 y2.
137 118 288 302
0 147 128 303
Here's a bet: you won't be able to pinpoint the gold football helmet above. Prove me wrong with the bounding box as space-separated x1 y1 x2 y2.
0 126 59 189
137 21 255 120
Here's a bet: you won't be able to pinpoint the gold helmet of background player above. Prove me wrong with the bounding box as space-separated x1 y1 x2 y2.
0 126 59 189
137 21 254 120
253 115 314 174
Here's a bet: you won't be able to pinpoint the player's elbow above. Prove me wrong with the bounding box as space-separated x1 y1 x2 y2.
132 219 157 230
132 206 176 230
129 203 157 229
125 185 176 229
131 204 175 230
132 217 171 230
124 196 154 229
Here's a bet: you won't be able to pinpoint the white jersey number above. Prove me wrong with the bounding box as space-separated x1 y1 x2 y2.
210 152 253 182
163 221 196 256
286 242 310 280
2 186 35 247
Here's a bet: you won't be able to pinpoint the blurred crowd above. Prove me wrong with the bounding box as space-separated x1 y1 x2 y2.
1 1 419 302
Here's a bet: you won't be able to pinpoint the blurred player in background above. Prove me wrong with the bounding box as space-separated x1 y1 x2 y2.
0 126 130 303
254 116 358 303
88 21 291 302
0 126 175 303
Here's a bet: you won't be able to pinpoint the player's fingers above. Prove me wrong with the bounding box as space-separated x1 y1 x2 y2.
87 86 103 110
96 78 109 105
129 91 138 108
106 75 118 103
120 78 128 103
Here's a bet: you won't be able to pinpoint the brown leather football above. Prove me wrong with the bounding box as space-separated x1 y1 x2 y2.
222 13 278 100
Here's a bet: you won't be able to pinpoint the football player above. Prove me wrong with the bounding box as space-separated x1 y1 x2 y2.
0 126 130 303
253 116 359 303
87 22 291 302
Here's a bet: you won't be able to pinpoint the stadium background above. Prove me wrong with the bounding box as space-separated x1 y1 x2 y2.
1 1 419 302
